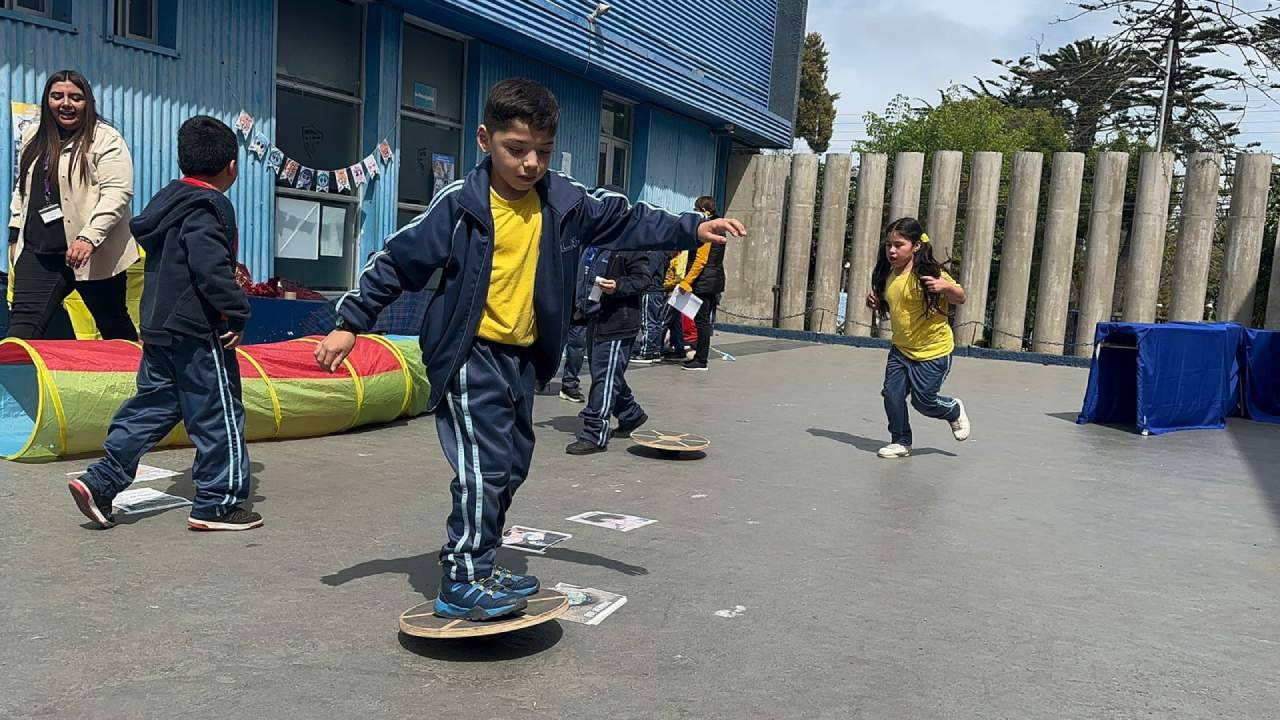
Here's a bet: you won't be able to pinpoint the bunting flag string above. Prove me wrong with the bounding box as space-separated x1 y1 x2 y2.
234 109 394 195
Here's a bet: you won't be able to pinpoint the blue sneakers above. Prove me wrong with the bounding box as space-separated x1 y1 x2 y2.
434 577 528 620
492 567 541 597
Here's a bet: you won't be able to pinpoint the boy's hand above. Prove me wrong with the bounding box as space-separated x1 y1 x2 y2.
698 218 747 245
220 330 243 349
315 330 358 373
865 292 878 310
597 278 618 295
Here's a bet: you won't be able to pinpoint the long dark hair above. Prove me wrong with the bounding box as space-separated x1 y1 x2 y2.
871 217 950 319
18 70 100 196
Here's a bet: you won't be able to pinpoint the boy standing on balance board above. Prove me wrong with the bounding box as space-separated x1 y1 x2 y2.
314 79 746 620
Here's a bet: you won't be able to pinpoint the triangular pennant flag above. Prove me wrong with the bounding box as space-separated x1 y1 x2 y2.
249 133 268 159
280 159 300 184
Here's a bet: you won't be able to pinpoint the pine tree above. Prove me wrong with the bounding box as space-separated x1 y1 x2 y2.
795 33 839 154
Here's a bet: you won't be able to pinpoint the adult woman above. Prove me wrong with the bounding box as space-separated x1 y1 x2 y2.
7 70 139 340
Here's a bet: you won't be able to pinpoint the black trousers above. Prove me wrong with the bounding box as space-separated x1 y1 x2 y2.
7 251 136 340
693 292 719 363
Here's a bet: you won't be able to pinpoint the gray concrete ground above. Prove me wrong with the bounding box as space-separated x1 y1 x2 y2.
2 332 1278 719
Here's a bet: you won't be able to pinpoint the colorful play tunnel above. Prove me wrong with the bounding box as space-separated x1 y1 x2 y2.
0 335 429 462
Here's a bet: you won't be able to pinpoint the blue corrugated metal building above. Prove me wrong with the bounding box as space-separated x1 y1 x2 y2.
2 0 803 290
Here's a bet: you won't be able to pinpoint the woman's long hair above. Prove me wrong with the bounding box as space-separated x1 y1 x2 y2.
871 217 950 319
18 70 101 196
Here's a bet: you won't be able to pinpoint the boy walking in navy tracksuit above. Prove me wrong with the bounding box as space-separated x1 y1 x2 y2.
315 79 745 620
69 116 258 532
565 241 651 455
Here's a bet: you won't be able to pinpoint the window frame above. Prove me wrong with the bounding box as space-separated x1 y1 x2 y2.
396 16 468 220
598 94 634 193
273 0 367 290
114 0 158 43
0 0 75 32
5 0 50 18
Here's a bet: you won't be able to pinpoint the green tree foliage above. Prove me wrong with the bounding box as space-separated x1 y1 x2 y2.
794 33 839 153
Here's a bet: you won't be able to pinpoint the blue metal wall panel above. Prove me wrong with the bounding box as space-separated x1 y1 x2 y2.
463 41 601 185
391 0 791 147
1 0 277 278
636 108 717 213
360 3 404 262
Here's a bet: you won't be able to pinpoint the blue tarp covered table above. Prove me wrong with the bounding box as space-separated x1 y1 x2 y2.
1243 329 1280 423
243 297 334 344
1078 322 1239 435
242 292 427 345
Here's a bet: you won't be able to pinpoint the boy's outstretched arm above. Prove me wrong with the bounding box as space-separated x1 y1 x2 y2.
315 202 455 372
579 190 746 253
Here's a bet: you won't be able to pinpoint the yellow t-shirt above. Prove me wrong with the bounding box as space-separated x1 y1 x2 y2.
885 269 955 361
476 188 542 346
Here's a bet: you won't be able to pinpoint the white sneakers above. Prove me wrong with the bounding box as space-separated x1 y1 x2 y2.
950 400 971 441
877 443 911 458
878 400 971 459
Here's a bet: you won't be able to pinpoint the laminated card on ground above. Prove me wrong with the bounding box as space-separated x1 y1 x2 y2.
111 487 192 515
502 525 572 554
552 583 628 625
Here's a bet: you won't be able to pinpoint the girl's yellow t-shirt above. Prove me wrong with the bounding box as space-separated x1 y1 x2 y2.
885 269 955 361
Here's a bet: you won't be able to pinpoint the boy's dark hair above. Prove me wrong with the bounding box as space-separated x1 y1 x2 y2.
178 115 237 177
695 196 717 215
483 78 559 134
871 216 951 320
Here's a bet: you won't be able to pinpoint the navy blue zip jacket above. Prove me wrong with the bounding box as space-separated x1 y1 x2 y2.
128 179 249 345
335 158 704 411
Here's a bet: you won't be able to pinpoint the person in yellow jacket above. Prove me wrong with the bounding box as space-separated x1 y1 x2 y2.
680 196 728 370
659 248 693 360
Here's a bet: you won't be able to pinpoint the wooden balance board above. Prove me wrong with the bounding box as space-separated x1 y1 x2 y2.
399 589 569 639
630 429 710 454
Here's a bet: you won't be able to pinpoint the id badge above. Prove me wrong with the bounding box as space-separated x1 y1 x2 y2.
38 204 64 225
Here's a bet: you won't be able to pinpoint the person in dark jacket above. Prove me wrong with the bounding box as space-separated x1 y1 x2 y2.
683 195 728 370
68 116 258 532
565 239 651 455
314 79 746 621
631 245 669 363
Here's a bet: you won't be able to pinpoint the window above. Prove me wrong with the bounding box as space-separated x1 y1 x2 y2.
0 0 72 25
115 0 156 41
273 0 364 291
107 0 176 52
597 96 633 192
397 21 465 220
4 0 49 17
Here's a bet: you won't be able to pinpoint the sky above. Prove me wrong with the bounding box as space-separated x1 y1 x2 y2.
804 0 1280 153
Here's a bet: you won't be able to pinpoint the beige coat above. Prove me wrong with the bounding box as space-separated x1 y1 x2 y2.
8 121 140 281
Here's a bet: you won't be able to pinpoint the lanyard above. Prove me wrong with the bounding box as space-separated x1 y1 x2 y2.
41 155 53 204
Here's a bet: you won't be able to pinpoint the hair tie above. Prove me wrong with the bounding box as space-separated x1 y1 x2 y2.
920 232 930 244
